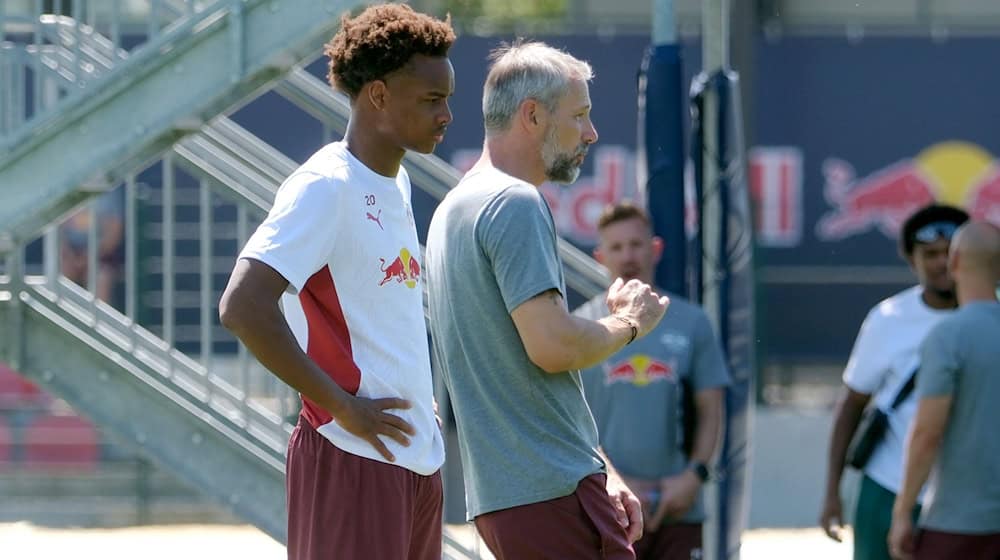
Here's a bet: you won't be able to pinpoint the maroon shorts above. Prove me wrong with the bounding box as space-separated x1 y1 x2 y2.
632 522 702 560
286 417 443 560
474 473 635 560
915 528 1000 560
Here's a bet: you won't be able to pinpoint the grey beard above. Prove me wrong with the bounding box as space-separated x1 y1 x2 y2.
545 155 582 184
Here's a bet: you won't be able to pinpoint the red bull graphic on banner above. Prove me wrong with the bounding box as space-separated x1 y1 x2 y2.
818 141 1000 241
604 354 677 386
378 248 420 289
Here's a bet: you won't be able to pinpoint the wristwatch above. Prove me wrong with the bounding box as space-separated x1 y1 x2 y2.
689 461 710 483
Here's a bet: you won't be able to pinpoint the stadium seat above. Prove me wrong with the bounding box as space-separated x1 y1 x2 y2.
0 417 11 467
0 363 49 409
22 414 100 469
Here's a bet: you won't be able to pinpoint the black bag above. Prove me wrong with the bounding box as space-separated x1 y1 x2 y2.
846 368 917 471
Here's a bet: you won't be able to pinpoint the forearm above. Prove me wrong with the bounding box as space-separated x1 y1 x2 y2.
598 446 627 482
690 392 723 465
513 286 664 373
224 301 352 418
825 393 865 496
895 430 940 516
556 314 633 371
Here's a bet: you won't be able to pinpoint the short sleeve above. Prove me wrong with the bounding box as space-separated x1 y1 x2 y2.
691 311 731 391
916 321 961 398
238 171 340 293
842 309 890 394
477 186 563 313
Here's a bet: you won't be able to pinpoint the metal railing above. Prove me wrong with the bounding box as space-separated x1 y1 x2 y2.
0 1 219 145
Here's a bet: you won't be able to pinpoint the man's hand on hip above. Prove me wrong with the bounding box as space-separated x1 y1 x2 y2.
333 395 415 462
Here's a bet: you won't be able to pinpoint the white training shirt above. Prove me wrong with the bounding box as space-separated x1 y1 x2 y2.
239 141 444 475
843 285 952 496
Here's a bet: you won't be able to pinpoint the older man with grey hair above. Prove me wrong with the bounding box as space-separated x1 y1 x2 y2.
426 41 669 559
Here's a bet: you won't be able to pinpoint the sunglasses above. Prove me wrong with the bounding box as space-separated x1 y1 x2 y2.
913 221 959 244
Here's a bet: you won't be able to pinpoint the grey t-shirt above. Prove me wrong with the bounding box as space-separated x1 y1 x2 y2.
425 167 603 519
575 294 730 523
916 301 1000 534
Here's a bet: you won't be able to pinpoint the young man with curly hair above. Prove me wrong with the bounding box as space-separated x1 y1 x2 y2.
219 4 455 558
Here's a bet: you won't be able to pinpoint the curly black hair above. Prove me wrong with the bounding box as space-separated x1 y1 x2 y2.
325 4 455 98
899 203 970 257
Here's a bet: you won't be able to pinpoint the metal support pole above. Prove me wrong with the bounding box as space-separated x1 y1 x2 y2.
652 0 676 45
701 0 727 342
199 180 213 372
702 3 728 559
163 156 176 352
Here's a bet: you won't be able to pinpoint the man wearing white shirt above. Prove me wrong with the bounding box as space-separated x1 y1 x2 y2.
219 5 455 559
819 204 969 560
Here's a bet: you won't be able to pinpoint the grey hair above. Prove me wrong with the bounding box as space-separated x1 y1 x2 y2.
482 41 594 134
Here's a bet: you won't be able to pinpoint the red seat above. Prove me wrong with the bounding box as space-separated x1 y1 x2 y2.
0 417 11 467
0 363 49 408
23 413 99 469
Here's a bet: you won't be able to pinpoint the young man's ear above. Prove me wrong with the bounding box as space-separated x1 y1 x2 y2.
366 80 388 111
651 236 665 266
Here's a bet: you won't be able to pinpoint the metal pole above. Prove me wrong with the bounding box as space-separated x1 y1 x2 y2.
644 0 687 294
111 0 121 52
4 248 25 372
199 180 212 373
652 0 676 45
163 155 176 353
87 198 99 298
702 4 728 560
701 0 727 344
32 0 43 122
72 0 82 86
0 1 5 135
43 225 59 288
237 204 251 398
125 175 137 322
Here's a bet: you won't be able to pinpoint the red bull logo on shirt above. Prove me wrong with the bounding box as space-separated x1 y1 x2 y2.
817 141 1000 241
605 354 676 387
378 247 421 289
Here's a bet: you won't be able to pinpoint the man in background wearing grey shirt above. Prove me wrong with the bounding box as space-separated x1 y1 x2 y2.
426 42 669 559
889 221 1000 560
575 201 730 560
